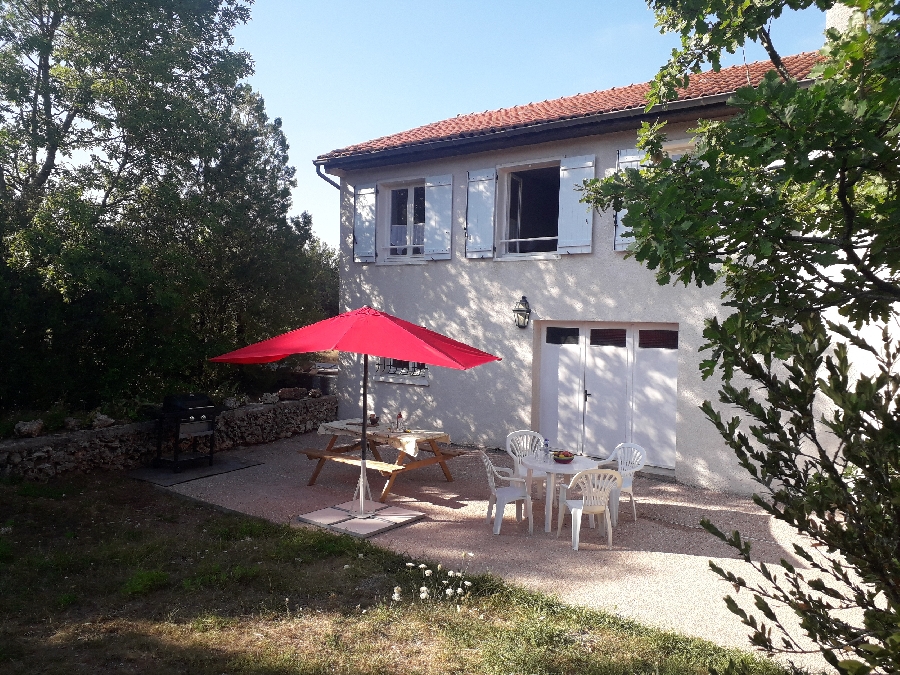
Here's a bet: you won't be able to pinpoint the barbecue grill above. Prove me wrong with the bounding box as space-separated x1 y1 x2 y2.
155 393 220 472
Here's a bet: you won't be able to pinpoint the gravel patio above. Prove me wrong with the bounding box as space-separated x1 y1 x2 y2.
162 431 829 673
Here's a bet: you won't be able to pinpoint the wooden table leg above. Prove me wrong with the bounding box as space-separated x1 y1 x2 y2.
308 457 329 485
368 438 385 463
428 439 454 482
378 451 409 500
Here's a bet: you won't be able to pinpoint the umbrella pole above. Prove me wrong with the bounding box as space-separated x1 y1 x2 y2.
357 354 369 516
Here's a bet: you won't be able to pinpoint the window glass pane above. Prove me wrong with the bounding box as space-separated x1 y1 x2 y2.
590 329 626 347
412 224 424 255
390 189 408 254
413 186 425 224
380 359 427 377
508 175 522 254
638 330 678 349
391 189 408 226
546 327 579 345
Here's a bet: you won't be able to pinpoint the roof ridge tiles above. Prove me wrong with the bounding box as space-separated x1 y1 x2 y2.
318 51 821 163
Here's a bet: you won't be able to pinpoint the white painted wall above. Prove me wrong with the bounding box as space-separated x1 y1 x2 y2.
332 127 758 494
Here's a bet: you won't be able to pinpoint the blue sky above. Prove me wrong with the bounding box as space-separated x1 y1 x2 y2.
232 1 828 250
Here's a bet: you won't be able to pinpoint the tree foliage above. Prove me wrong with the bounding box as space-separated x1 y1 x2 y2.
0 0 338 410
582 1 900 673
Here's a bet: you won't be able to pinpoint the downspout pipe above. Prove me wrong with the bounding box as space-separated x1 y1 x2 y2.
315 162 341 190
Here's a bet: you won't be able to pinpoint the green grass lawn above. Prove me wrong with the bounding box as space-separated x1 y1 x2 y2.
0 472 793 674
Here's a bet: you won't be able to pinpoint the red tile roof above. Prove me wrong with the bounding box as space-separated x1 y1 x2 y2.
318 52 820 164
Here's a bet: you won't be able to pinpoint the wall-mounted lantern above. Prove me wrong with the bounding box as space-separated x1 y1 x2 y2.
513 296 531 329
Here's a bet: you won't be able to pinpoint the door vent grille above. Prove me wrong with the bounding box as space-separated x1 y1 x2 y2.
546 327 579 344
589 328 626 347
638 330 678 349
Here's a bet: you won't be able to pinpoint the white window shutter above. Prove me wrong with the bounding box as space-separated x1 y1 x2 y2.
465 169 495 258
424 174 452 260
614 149 644 251
353 185 376 262
557 155 595 254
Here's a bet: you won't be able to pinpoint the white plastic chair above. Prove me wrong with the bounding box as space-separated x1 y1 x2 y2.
479 450 533 535
506 430 547 498
598 443 646 521
556 469 622 550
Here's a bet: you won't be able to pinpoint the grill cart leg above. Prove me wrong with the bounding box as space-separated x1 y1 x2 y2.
173 431 181 473
156 418 164 466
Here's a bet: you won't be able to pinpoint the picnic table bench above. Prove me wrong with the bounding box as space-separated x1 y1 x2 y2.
299 419 466 501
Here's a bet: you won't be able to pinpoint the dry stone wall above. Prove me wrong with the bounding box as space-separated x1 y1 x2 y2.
0 396 338 481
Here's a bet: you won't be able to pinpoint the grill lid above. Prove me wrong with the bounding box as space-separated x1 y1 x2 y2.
162 393 215 411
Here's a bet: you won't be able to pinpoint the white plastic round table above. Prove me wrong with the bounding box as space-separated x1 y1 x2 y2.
521 454 619 533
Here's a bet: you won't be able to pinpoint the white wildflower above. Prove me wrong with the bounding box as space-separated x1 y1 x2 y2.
424 569 432 577
445 588 453 597
343 564 350 569
437 564 442 571
392 592 402 602
420 586 428 593
447 570 455 577
419 591 428 600
418 564 426 569
358 554 364 558
464 581 472 587
406 562 415 567
456 587 464 595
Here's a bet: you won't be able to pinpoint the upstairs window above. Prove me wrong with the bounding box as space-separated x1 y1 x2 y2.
466 155 595 260
351 175 452 264
505 166 560 254
390 186 425 256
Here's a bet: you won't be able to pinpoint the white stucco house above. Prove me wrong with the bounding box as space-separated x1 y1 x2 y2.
314 52 819 494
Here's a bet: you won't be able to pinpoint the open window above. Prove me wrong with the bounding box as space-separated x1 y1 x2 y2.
505 166 560 253
471 155 594 259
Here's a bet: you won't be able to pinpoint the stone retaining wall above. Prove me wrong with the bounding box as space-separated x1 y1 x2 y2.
0 396 338 481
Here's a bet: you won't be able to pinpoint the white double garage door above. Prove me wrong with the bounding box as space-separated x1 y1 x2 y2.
538 322 678 469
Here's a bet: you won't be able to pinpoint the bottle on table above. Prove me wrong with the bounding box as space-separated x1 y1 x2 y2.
542 438 550 464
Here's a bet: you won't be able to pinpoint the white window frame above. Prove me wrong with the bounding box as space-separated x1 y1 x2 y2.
372 174 453 265
496 158 563 261
385 182 427 262
373 357 429 386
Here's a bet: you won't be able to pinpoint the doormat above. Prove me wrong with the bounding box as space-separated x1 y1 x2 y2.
295 500 424 539
128 456 262 487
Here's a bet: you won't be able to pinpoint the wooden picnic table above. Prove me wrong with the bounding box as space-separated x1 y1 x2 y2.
299 419 464 501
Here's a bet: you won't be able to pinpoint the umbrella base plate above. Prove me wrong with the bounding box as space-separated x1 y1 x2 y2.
295 502 425 539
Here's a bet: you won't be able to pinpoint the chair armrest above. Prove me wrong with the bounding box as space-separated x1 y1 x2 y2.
496 468 526 486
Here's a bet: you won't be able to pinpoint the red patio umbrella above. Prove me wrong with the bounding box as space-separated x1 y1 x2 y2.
210 306 500 515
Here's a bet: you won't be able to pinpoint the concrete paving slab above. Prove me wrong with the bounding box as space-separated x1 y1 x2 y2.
297 507 352 526
334 499 387 513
